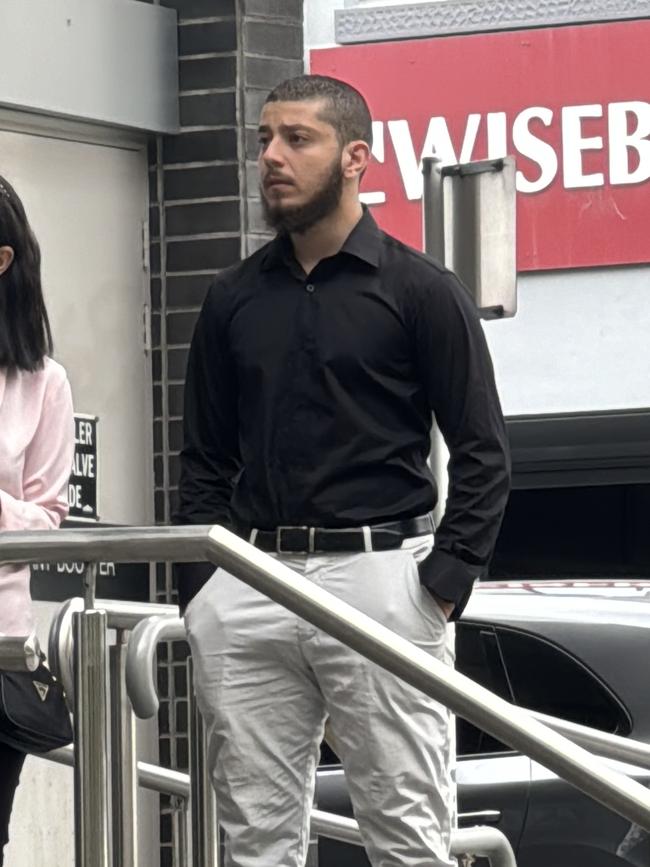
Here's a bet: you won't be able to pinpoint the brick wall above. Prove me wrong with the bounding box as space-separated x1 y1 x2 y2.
147 1 303 861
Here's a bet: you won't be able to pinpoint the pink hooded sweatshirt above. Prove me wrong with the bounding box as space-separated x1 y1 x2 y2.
0 358 74 635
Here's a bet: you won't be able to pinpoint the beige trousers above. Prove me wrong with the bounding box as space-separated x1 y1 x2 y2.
184 536 457 867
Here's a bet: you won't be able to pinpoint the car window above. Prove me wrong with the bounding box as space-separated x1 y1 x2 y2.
455 623 515 756
496 627 631 735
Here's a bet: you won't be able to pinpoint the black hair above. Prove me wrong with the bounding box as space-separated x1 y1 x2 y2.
265 74 373 150
0 174 52 371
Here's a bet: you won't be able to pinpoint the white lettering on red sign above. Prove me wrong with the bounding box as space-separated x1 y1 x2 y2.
360 100 650 204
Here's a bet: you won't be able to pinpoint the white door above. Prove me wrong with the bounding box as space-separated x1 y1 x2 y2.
0 118 157 865
0 122 153 525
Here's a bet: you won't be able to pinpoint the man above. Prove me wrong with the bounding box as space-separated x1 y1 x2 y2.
176 74 510 867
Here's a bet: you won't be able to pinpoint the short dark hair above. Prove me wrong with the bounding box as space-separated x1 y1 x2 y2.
265 74 373 150
0 174 52 371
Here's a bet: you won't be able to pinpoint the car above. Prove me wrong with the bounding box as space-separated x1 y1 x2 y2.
315 580 650 867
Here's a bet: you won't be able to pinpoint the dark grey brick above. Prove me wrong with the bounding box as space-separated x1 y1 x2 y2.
149 168 158 204
157 666 169 696
165 164 239 200
179 20 237 55
175 700 188 732
179 91 236 127
153 383 163 416
167 311 200 345
245 21 302 58
152 312 162 348
154 491 166 523
166 200 240 236
169 418 184 451
158 700 170 735
168 384 185 417
150 277 162 310
153 421 163 453
176 736 189 771
179 55 236 92
245 56 303 88
162 0 235 19
160 811 172 845
169 454 182 487
167 237 240 272
243 0 302 20
149 205 160 239
152 348 162 381
169 488 180 517
151 242 161 275
167 275 213 309
163 129 237 164
154 455 164 488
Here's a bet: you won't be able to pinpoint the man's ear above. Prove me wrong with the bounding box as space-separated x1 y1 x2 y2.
0 246 15 276
342 140 371 181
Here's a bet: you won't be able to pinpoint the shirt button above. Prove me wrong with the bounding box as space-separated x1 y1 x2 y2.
305 283 315 293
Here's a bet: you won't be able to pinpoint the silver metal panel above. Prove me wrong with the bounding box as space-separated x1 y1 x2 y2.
73 607 112 867
0 0 179 133
422 155 517 319
335 0 650 44
443 157 517 319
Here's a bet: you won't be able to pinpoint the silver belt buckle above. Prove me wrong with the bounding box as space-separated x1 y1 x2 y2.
276 525 312 554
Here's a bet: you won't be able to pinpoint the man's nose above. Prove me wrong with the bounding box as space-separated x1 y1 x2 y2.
261 137 285 166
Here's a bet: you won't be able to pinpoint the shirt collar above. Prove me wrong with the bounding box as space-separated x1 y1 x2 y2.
260 206 382 272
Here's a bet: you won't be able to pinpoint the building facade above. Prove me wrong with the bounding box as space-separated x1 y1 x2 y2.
1 0 649 862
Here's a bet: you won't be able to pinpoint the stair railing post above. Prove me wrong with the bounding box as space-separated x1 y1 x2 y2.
73 562 112 867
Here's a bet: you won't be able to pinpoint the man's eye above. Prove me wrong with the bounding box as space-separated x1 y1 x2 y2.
290 134 307 145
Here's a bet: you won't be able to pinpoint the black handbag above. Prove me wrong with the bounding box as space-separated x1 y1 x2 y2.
0 657 73 754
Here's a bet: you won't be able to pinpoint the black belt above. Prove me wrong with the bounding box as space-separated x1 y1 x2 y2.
247 514 434 555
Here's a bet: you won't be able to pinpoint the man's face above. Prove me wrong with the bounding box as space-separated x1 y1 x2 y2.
258 99 345 234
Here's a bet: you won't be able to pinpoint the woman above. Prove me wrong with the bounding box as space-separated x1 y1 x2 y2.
0 174 74 863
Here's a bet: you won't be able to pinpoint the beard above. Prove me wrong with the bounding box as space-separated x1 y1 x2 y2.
261 157 344 235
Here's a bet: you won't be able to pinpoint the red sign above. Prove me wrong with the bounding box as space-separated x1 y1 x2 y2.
310 22 650 271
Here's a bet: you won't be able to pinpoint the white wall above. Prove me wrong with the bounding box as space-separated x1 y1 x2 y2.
485 267 650 416
0 0 178 133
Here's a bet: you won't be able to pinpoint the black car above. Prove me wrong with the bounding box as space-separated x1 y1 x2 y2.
316 580 650 867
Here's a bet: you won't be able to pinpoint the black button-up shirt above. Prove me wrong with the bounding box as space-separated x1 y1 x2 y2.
175 208 510 614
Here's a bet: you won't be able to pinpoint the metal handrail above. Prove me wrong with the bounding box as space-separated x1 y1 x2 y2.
125 614 186 719
125 617 650 769
2 524 650 834
311 809 518 867
0 525 208 565
47 596 179 701
529 710 650 772
46 743 190 798
43 746 517 867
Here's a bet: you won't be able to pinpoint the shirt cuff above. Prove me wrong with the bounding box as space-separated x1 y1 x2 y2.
173 561 216 614
416 547 482 620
